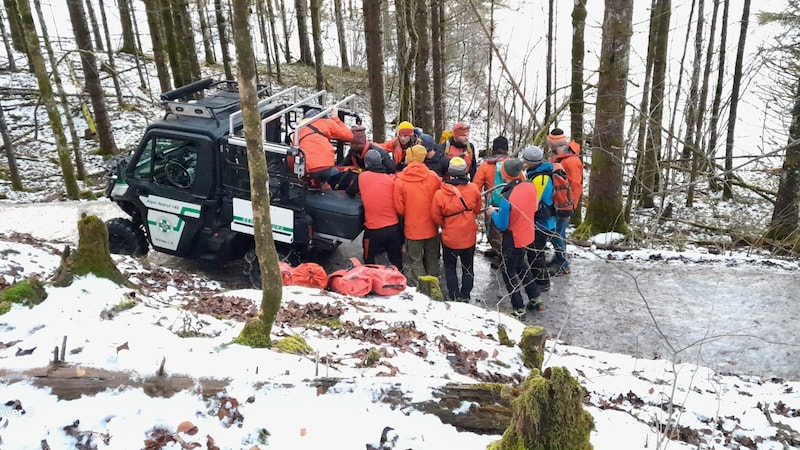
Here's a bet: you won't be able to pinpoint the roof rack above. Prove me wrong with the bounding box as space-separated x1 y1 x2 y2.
292 94 357 146
160 78 271 124
228 85 302 136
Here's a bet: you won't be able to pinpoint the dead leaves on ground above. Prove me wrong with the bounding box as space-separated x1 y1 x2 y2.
183 295 258 322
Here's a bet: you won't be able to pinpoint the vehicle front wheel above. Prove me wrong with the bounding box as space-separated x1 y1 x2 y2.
106 218 149 256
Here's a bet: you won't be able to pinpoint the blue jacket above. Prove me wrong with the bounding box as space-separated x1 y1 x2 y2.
526 163 556 232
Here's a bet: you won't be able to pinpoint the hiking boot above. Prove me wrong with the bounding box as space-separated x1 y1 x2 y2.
549 266 571 277
537 283 552 292
526 298 545 311
511 308 527 319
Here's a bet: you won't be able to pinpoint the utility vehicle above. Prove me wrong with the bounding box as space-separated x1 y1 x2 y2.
104 79 364 287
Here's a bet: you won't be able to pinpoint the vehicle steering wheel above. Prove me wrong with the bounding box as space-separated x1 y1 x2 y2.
165 160 194 188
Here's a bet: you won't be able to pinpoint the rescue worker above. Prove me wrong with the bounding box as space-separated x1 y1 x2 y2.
439 122 477 181
394 144 442 286
522 146 556 292
430 157 482 302
296 106 353 186
380 121 418 172
472 136 511 260
356 149 403 269
547 128 583 276
486 158 543 318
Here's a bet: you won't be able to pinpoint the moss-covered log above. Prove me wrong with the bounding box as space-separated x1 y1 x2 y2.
51 214 132 288
489 367 595 450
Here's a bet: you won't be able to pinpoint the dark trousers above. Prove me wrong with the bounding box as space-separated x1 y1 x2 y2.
500 238 539 309
363 223 403 270
527 229 553 288
442 244 475 301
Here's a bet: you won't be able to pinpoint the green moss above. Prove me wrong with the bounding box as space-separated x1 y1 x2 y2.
489 367 595 450
1 278 47 307
364 347 381 366
418 275 444 301
574 197 630 240
306 317 344 329
472 382 506 396
70 215 130 287
519 326 547 371
235 318 273 348
0 301 11 315
497 326 514 347
78 190 97 200
272 333 312 354
110 298 137 313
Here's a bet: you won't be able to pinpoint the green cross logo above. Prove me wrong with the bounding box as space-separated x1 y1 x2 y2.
157 217 172 234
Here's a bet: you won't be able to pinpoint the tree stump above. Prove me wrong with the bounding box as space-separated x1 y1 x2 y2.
488 367 595 450
518 326 547 371
51 214 132 288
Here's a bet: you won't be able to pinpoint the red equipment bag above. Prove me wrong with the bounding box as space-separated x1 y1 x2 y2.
278 261 293 286
327 267 373 297
291 262 328 289
362 263 406 296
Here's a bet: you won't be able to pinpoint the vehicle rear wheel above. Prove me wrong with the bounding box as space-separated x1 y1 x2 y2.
106 218 149 256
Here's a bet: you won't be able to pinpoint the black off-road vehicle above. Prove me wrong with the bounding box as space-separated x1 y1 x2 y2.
104 79 364 287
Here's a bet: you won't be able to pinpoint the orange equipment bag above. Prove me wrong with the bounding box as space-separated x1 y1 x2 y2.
278 261 294 286
327 262 373 297
327 258 406 297
291 262 328 289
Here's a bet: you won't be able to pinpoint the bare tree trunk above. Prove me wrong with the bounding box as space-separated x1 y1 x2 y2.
3 0 26 52
128 1 150 92
174 0 201 82
413 0 432 132
97 0 124 106
363 0 386 142
33 0 86 180
230 0 283 348
545 0 554 124
626 0 658 219
583 0 633 235
706 0 730 189
117 0 136 54
159 0 185 88
484 0 494 154
569 0 587 225
19 0 80 198
722 0 750 200
768 79 800 239
395 0 414 123
83 0 104 52
430 0 444 138
196 0 216 65
0 100 23 190
279 0 292 63
67 0 118 156
685 0 709 207
255 0 273 82
333 0 349 71
265 0 282 82
214 0 234 80
310 0 324 91
143 0 171 93
295 0 313 65
0 8 18 71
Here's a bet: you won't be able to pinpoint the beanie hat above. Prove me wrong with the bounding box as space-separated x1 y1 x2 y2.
350 125 367 153
547 128 568 146
304 107 322 118
522 146 543 164
405 144 427 164
500 158 524 181
448 157 468 177
397 121 415 137
419 133 436 152
491 136 509 154
452 122 470 138
364 149 383 170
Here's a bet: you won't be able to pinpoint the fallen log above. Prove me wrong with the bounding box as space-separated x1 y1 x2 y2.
0 366 230 400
